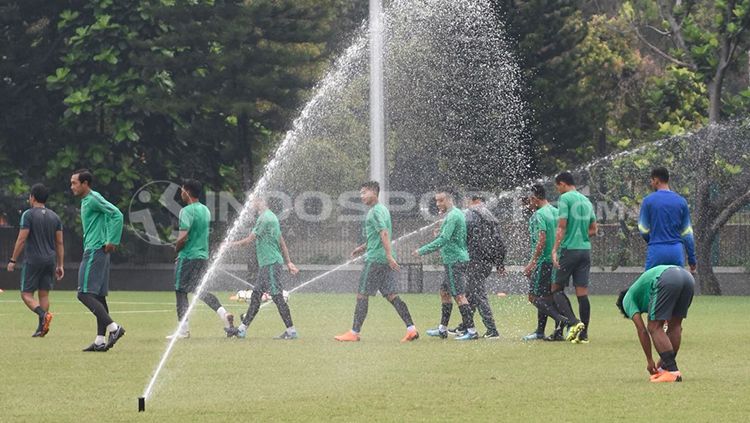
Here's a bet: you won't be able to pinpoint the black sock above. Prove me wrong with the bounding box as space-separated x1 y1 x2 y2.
658 350 678 371
536 309 547 334
272 294 294 328
552 291 579 324
458 304 475 331
175 291 189 321
389 296 414 327
577 295 590 335
533 297 570 326
33 305 46 318
199 291 222 312
242 291 262 326
352 297 369 333
77 292 113 336
440 302 453 327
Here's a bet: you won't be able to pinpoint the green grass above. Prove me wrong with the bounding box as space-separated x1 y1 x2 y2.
1 291 749 422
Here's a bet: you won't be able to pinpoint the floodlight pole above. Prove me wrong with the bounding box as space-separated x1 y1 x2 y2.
369 0 387 205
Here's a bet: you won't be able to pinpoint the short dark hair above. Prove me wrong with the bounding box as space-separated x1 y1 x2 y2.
555 172 575 186
616 290 629 319
360 181 380 194
470 193 486 202
530 184 546 200
650 167 670 183
436 186 457 199
73 169 93 186
30 183 49 203
181 179 203 199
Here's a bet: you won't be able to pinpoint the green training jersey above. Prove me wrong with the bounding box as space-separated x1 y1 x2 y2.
253 208 284 267
178 202 211 260
557 190 596 250
80 190 123 251
529 204 558 263
418 206 470 264
363 202 395 264
622 265 675 319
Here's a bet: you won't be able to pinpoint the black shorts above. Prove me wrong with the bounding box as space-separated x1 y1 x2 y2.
649 267 695 321
358 262 399 297
529 261 553 298
256 263 285 296
78 249 111 296
175 258 208 293
441 262 468 297
555 249 591 288
20 261 55 293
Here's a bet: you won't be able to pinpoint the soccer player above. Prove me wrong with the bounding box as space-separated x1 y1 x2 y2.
225 195 299 339
171 179 235 339
551 172 594 343
412 188 478 341
334 181 419 343
522 184 580 341
70 169 125 352
638 167 696 271
616 265 694 382
450 194 503 338
7 184 64 337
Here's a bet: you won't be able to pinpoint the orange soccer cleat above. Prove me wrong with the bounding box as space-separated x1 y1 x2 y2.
650 370 682 383
400 329 419 343
40 312 54 337
334 330 360 342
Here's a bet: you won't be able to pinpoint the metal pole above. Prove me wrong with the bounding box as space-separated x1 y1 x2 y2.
369 0 387 204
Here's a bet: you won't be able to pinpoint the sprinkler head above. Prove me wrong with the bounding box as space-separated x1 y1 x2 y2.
138 397 145 412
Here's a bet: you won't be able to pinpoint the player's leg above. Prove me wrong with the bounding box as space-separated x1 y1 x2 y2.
380 265 418 342
471 263 498 337
336 263 374 342
571 250 591 342
648 269 687 382
451 263 478 340
266 264 296 339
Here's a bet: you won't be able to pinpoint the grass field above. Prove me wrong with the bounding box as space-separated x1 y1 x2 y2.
1 291 749 422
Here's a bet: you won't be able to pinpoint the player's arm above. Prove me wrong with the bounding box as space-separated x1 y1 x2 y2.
91 196 124 252
55 229 65 280
524 230 545 278
7 229 29 272
588 220 598 237
632 313 657 374
350 243 366 257
414 216 454 257
279 235 299 274
551 218 567 268
380 229 399 271
174 230 189 253
227 233 256 247
638 200 650 242
680 202 697 271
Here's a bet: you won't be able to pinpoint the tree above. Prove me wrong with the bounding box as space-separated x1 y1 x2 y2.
623 0 750 294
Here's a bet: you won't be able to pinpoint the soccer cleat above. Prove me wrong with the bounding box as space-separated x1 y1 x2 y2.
274 331 299 340
448 326 465 336
106 326 126 350
649 368 666 381
483 330 501 339
334 330 360 342
225 326 238 338
32 330 43 338
40 312 53 337
455 331 479 341
425 328 448 339
543 332 565 342
522 332 544 341
650 370 682 383
571 338 590 344
166 331 190 339
565 322 586 342
400 330 420 343
236 327 247 339
82 343 108 352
